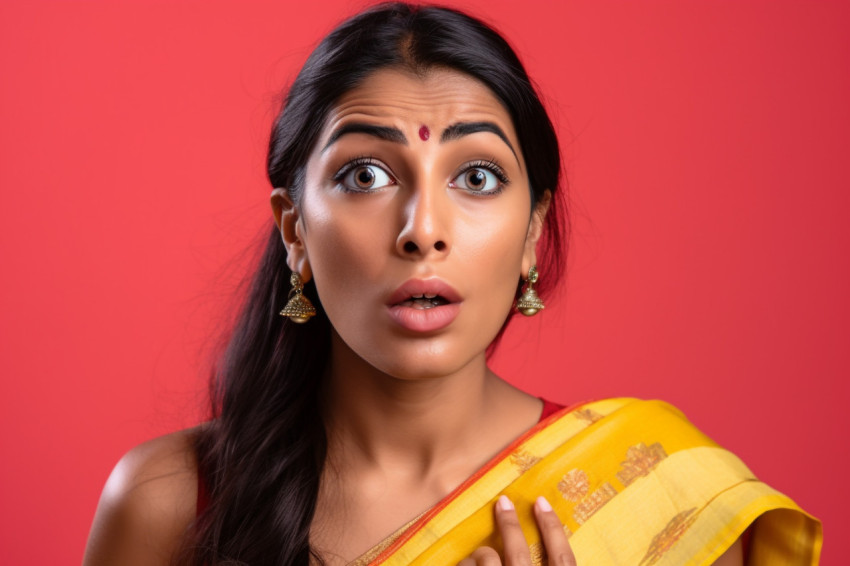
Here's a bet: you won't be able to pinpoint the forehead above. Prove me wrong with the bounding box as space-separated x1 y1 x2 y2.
321 67 518 141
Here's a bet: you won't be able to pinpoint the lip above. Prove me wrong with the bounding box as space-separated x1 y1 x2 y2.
386 278 463 333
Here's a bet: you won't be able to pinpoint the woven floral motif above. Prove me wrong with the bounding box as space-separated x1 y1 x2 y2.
510 449 542 473
527 523 573 566
528 542 546 566
573 408 603 425
639 507 700 566
616 442 668 486
573 483 617 524
557 467 618 524
557 469 590 502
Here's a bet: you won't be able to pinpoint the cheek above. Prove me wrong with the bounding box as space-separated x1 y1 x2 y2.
300 200 392 314
455 211 529 310
456 197 531 267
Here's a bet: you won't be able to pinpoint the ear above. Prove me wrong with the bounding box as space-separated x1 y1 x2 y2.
270 187 312 282
521 190 552 278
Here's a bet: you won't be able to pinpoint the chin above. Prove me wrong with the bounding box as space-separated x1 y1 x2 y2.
366 340 491 382
329 314 505 382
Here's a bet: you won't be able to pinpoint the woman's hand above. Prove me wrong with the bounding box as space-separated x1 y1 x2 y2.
458 495 576 566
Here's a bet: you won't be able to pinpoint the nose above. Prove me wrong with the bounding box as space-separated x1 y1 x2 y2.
395 185 451 259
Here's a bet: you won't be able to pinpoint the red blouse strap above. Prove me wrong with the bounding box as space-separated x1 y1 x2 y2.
539 398 565 421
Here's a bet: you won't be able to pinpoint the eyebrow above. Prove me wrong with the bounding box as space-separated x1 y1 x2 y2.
322 120 519 165
440 121 519 162
323 123 408 151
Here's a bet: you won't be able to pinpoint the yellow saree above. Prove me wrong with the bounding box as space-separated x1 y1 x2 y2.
355 398 821 565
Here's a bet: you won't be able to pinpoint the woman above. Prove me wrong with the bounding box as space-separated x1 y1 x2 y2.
83 3 821 565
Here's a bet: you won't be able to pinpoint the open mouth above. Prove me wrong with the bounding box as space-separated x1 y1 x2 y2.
396 293 451 310
386 279 462 332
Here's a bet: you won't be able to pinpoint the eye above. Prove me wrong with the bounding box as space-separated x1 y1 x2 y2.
450 161 508 194
338 160 395 192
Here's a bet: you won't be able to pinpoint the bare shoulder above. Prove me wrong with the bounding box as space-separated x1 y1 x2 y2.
83 427 203 566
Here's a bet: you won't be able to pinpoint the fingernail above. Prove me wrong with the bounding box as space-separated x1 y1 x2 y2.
497 495 514 511
535 496 553 512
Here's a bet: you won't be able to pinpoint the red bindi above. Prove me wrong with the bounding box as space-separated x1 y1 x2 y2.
418 125 430 141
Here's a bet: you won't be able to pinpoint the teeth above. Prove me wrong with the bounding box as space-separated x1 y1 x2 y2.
424 293 437 298
399 298 437 309
398 296 448 309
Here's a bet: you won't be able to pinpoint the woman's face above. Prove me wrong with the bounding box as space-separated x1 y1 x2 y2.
273 67 548 380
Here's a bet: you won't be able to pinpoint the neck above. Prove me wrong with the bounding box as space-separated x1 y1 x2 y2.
323 331 523 479
323 337 490 475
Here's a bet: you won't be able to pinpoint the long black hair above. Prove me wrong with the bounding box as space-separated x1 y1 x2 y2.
180 3 567 564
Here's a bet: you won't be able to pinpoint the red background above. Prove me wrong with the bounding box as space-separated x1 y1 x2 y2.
1 1 847 563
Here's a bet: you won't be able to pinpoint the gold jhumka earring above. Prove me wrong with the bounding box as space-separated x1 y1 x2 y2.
516 265 545 316
279 272 316 323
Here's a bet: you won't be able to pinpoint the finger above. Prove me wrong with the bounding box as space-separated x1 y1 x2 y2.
494 495 532 566
533 496 577 566
458 546 502 566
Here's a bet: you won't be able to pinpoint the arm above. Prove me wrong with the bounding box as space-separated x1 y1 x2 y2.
82 429 199 566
